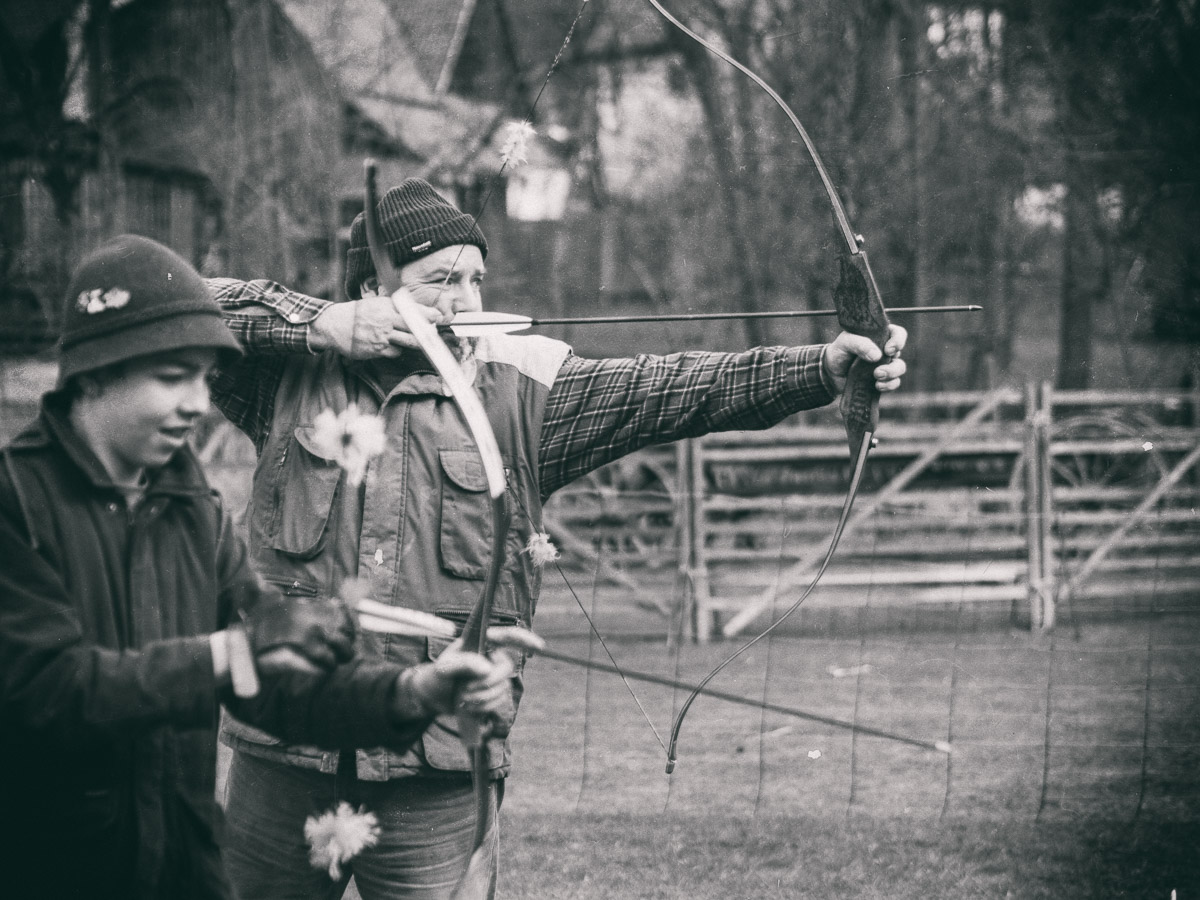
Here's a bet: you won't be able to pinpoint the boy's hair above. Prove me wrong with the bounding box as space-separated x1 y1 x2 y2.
57 235 240 386
59 360 128 405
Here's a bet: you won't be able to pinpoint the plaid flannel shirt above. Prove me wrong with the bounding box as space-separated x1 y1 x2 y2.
206 278 836 498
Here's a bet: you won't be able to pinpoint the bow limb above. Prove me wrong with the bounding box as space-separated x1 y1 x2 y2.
363 162 507 899
649 3 895 773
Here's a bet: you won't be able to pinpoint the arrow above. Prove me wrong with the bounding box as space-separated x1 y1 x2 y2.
447 305 980 336
354 600 953 756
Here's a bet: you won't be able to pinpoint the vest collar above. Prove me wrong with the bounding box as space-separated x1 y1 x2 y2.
348 350 478 403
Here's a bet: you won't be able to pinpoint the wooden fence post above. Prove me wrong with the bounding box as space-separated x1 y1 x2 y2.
675 438 713 643
1037 381 1056 629
1023 382 1044 628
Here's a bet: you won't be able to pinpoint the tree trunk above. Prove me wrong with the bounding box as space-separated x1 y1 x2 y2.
667 26 771 348
84 0 122 238
973 6 1011 388
1058 178 1097 388
898 2 936 391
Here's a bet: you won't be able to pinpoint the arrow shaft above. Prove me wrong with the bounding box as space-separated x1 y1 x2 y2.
524 305 978 327
532 646 945 754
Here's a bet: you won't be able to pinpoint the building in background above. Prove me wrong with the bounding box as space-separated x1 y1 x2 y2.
0 0 578 353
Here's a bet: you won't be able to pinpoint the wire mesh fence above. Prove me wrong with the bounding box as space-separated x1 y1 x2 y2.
4 358 1197 826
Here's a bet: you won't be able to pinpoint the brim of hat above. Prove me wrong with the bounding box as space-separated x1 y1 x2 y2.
57 312 243 385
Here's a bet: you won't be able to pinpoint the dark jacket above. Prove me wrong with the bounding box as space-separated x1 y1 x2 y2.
221 338 568 781
0 395 433 899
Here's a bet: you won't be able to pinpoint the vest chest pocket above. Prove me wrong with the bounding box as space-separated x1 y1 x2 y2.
438 448 501 580
266 426 344 559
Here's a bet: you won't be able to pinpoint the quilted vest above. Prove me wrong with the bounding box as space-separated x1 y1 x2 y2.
221 334 570 780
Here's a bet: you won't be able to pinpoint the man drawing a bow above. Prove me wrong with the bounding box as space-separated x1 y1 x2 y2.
207 178 907 899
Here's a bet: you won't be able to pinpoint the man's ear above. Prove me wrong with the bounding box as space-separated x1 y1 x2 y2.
360 276 379 297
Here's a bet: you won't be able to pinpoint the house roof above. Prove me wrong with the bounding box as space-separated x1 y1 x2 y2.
391 0 596 101
279 0 504 174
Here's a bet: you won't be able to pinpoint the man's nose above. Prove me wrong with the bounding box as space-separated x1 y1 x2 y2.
449 280 482 313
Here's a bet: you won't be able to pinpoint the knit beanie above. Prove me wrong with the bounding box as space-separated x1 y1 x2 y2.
344 178 488 299
57 234 242 385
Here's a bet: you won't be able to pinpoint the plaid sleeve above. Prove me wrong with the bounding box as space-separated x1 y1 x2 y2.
207 277 331 354
539 345 835 498
206 278 331 448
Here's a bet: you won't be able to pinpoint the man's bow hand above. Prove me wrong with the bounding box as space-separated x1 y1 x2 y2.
822 325 908 395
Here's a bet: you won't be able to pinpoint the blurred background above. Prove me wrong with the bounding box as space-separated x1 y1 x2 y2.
4 5 1198 894
0 0 1196 383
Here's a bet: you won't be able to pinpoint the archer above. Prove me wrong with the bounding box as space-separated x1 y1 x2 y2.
204 177 906 899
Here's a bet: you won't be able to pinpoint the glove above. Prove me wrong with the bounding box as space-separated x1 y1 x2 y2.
408 640 516 733
242 594 356 672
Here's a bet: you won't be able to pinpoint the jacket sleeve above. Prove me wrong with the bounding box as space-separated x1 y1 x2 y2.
212 503 435 752
205 277 330 448
0 503 219 744
539 345 837 497
207 277 331 355
225 663 435 753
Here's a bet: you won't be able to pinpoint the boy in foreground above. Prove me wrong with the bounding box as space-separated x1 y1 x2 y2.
0 235 515 899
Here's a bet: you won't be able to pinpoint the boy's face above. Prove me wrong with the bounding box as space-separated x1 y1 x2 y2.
83 348 218 482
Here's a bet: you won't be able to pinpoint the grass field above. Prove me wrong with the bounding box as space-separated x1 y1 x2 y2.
206 570 1200 898
481 613 1200 898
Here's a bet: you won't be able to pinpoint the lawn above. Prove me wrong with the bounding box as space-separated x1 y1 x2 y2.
257 610 1198 899
486 615 1200 898
498 814 1199 898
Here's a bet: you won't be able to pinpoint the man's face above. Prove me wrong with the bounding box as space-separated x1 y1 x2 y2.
398 244 486 322
82 348 217 482
394 244 485 362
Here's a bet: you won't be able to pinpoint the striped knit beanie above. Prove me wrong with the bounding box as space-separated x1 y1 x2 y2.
344 179 488 299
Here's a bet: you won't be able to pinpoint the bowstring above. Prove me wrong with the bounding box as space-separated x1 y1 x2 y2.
347 0 670 749
421 0 674 758
507 489 668 754
428 0 592 300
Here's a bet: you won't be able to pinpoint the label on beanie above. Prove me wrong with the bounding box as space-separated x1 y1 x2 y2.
76 288 132 315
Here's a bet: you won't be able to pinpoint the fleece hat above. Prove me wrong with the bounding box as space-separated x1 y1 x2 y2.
344 178 488 299
57 234 242 385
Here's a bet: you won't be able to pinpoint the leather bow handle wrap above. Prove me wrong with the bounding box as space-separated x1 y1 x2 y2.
834 251 893 460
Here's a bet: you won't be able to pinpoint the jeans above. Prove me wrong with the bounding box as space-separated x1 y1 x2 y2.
223 749 499 900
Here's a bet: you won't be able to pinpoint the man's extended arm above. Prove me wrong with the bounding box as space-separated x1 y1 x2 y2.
538 325 905 497
538 346 836 498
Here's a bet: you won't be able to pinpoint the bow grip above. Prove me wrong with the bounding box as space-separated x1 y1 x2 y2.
834 252 891 459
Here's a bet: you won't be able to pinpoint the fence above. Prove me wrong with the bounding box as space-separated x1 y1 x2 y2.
3 359 1196 640
542 386 1200 640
